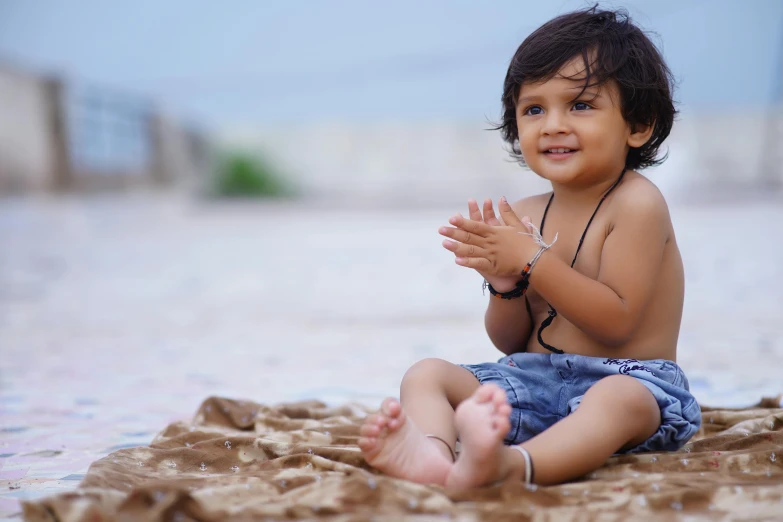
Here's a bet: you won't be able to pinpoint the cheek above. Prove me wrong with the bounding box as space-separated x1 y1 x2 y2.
516 126 537 152
577 121 621 154
584 116 628 147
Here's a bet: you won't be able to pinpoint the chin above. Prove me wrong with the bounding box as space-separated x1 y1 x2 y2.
528 162 583 184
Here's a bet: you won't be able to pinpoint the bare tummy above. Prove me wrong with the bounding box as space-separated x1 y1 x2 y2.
517 184 684 362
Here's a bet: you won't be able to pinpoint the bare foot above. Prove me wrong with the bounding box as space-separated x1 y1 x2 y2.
445 384 516 488
358 398 453 485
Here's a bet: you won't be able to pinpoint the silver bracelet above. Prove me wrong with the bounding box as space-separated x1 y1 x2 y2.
528 244 549 271
519 222 557 278
509 445 534 484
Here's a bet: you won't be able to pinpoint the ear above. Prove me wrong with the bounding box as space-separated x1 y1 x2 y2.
627 122 654 149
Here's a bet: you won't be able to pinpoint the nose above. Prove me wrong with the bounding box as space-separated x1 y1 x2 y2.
541 109 570 136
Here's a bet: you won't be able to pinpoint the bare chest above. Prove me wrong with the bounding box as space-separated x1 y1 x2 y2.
526 214 609 313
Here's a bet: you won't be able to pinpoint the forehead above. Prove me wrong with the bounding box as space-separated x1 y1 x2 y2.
517 54 617 101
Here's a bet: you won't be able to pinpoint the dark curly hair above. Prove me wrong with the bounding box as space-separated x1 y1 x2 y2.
496 6 676 170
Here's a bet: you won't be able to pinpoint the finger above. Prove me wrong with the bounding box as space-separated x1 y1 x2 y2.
468 199 483 222
455 256 492 271
483 198 502 226
442 239 488 258
448 213 491 237
498 196 524 227
439 226 486 247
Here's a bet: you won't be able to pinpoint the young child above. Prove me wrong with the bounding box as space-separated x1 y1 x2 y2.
358 7 701 488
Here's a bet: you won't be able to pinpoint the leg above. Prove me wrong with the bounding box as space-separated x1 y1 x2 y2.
400 358 482 456
447 375 660 487
358 359 481 485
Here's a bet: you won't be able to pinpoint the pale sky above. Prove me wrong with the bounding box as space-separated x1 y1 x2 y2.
1 0 781 127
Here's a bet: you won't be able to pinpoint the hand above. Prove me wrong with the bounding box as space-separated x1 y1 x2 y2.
465 199 522 292
439 197 540 279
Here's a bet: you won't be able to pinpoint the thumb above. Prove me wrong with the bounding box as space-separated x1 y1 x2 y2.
499 196 524 226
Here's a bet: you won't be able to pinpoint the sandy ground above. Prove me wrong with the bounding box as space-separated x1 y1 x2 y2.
0 194 781 518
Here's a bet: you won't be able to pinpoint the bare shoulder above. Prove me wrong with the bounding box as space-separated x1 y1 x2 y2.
510 193 553 223
612 172 672 227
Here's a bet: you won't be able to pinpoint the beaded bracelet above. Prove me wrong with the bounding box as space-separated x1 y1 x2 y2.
483 277 529 300
482 240 553 300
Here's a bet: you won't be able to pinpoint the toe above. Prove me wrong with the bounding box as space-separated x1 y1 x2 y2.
360 423 381 437
489 385 508 407
474 385 495 403
381 398 402 418
496 417 511 436
358 437 376 452
490 411 511 434
369 414 388 428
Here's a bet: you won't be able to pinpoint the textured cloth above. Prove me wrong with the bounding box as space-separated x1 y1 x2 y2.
22 394 783 521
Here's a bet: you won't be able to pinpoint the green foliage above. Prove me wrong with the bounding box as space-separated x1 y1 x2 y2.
215 151 292 198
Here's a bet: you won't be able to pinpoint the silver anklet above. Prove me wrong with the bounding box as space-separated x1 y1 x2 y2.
510 445 533 484
425 434 456 462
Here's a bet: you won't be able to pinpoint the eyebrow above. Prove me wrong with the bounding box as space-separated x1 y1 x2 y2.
517 89 603 105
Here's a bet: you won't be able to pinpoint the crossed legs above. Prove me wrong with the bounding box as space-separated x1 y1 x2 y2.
358 358 660 486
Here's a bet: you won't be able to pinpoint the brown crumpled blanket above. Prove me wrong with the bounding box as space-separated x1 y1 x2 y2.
23 395 783 521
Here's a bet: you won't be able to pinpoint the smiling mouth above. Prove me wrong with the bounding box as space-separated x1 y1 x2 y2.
543 148 578 154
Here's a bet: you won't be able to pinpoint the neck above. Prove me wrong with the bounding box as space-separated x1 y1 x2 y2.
550 168 625 208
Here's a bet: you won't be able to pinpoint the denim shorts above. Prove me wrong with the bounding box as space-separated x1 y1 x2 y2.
460 352 701 453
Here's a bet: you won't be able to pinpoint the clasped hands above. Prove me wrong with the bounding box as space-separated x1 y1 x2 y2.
439 197 542 290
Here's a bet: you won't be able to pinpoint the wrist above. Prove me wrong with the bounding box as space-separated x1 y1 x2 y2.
519 244 541 275
517 222 558 284
483 240 554 299
525 247 554 285
484 277 529 300
486 277 520 293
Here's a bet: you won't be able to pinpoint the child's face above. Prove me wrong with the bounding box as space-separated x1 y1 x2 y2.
515 55 643 185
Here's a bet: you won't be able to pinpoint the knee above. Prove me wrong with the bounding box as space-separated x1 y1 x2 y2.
584 375 659 420
400 358 451 391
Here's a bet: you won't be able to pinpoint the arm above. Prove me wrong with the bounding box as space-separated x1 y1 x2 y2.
485 295 533 355
440 190 669 348
483 196 540 355
528 190 670 346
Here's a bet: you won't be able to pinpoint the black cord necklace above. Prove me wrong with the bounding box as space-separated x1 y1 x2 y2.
536 169 627 354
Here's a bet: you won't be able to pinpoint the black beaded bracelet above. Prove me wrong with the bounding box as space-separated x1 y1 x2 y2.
483 277 529 300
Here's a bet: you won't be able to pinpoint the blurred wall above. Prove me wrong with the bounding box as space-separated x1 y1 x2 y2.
0 64 57 192
679 111 783 196
0 62 211 195
221 123 547 206
151 113 215 196
219 111 783 207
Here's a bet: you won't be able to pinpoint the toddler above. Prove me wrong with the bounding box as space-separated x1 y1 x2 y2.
359 7 700 487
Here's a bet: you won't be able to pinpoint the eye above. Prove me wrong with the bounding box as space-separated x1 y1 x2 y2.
572 102 592 111
523 106 543 116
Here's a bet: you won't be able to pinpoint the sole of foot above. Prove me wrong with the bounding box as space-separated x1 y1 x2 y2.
358 397 453 485
445 383 514 488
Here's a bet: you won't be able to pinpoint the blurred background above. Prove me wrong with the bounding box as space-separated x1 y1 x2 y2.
1 0 782 515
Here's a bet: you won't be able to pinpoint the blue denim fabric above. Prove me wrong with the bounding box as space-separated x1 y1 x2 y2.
460 352 701 453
